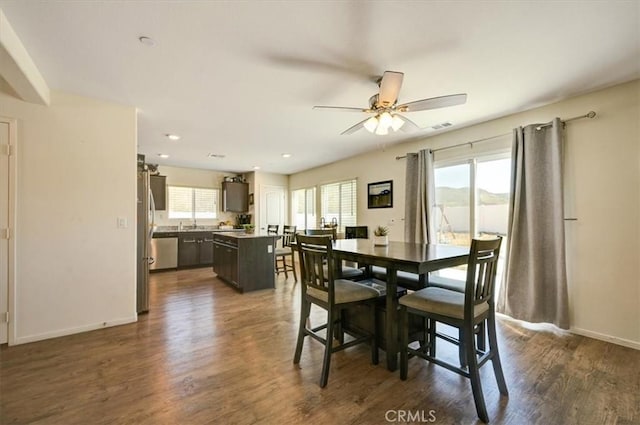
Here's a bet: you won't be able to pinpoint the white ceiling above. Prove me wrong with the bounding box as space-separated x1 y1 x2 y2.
0 1 638 175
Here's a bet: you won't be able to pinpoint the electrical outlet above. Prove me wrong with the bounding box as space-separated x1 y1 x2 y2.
267 245 273 253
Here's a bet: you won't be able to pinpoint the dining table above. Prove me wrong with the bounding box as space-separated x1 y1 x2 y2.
329 239 470 371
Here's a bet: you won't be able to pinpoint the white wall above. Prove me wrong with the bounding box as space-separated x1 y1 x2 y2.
2 90 138 344
152 165 240 226
290 80 640 349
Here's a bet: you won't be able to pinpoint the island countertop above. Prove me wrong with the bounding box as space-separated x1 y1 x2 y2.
214 231 278 239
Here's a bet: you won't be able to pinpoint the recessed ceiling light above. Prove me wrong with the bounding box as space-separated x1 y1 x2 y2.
282 153 292 158
157 153 169 158
165 133 180 141
253 166 261 170
138 36 156 47
208 153 226 159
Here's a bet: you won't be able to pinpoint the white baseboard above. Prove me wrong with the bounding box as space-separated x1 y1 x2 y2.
570 327 640 351
12 315 138 346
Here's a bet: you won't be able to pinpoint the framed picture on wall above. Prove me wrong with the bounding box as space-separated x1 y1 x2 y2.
368 180 393 208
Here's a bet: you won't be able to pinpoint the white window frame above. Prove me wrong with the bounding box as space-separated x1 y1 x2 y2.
434 151 511 240
319 179 357 233
433 150 512 282
291 187 316 230
167 185 219 221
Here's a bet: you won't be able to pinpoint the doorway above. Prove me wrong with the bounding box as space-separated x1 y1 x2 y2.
0 118 14 344
259 185 285 232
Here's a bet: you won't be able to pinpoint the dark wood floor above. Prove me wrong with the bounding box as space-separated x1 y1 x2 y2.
1 268 639 425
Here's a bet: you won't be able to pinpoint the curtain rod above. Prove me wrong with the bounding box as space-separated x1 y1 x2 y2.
535 110 596 130
396 110 597 160
395 132 510 159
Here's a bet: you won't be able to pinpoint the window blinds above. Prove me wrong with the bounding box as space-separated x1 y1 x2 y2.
320 179 357 231
168 186 218 220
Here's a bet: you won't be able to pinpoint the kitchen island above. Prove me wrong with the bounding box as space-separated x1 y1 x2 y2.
212 232 278 292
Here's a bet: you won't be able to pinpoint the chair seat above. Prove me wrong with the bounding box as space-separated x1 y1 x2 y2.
322 264 364 279
275 247 292 256
307 279 380 304
399 287 489 320
428 275 465 293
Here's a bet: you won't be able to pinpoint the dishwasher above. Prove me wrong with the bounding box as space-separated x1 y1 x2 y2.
150 232 178 270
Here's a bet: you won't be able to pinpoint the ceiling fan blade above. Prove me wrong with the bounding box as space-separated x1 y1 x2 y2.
396 93 467 112
341 117 371 135
377 71 404 108
313 106 370 113
397 115 420 132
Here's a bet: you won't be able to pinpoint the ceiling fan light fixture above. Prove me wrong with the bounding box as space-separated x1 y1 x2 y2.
364 116 378 133
375 124 389 136
378 112 393 130
391 114 405 131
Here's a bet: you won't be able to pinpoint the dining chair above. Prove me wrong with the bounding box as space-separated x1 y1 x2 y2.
305 228 363 279
293 234 379 388
267 224 279 235
275 225 297 281
428 274 485 365
305 228 336 238
398 237 507 423
344 225 368 239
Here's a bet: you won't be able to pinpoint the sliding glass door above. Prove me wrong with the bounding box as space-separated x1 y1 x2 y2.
434 154 511 281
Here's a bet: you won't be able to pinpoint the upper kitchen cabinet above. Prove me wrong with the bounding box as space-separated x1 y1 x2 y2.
150 175 167 210
222 181 249 212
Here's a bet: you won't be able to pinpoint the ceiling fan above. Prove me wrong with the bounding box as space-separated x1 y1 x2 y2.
313 71 467 135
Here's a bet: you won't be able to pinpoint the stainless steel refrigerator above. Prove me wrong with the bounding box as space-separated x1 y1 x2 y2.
136 156 155 313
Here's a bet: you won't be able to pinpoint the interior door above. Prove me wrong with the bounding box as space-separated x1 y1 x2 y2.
0 121 10 344
260 185 285 232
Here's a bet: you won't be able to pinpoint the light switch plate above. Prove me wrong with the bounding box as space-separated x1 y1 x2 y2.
117 217 128 229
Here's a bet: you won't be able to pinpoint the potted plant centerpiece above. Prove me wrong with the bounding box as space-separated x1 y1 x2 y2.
243 223 255 234
373 225 389 246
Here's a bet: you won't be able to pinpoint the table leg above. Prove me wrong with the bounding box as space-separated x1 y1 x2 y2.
386 267 398 371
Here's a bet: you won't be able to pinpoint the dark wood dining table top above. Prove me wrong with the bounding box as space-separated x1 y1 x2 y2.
330 239 470 274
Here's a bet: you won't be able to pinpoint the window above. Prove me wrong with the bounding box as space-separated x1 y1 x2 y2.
433 153 511 283
167 186 218 220
434 156 511 245
320 179 357 232
291 187 316 230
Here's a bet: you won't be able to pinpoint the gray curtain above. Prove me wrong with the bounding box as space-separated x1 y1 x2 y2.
404 149 435 244
497 118 570 329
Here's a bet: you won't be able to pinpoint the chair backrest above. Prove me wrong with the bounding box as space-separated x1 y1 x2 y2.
464 237 502 316
305 228 336 239
345 226 368 239
282 226 297 247
296 234 335 302
267 224 279 234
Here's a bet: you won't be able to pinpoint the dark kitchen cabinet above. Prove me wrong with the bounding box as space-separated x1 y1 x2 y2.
178 232 214 268
150 175 167 210
200 235 214 264
222 181 249 212
213 239 238 286
213 233 276 292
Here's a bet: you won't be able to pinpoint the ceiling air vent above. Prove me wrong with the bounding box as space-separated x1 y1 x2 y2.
431 122 453 130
